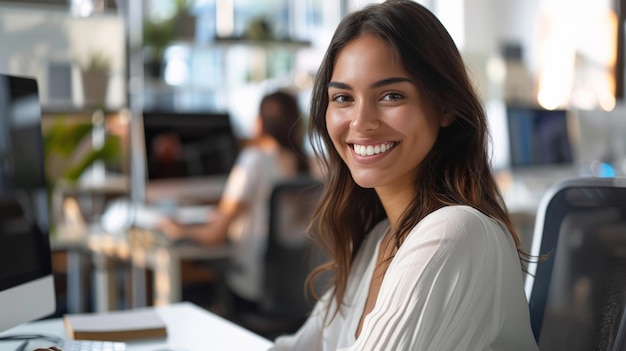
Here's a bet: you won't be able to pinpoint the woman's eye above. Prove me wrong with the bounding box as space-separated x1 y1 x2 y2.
383 93 404 101
330 94 352 103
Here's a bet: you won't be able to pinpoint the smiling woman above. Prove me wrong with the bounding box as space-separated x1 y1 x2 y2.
326 34 453 196
270 1 539 350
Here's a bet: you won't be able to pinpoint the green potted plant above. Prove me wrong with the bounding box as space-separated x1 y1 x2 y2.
43 114 123 183
43 113 124 234
143 17 175 79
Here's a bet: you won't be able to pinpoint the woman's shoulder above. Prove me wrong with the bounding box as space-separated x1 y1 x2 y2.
426 204 487 218
422 205 497 227
411 205 508 245
397 206 516 275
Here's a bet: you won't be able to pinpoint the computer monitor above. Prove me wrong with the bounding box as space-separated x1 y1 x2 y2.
506 106 573 169
141 111 239 204
0 74 56 332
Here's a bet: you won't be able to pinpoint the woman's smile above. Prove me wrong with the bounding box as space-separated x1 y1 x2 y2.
351 141 397 157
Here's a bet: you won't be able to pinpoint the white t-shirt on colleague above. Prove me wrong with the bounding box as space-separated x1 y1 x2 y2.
221 147 290 301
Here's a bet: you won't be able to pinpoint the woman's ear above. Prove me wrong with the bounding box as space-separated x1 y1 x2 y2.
440 111 454 127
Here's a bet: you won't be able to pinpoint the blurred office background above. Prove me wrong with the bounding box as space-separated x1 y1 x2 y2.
0 0 624 338
0 0 624 182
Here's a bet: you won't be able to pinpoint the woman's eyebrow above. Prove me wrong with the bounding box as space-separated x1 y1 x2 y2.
327 77 412 90
371 77 412 88
328 81 351 90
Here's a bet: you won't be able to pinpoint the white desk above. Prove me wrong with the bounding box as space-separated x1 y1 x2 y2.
124 231 232 307
51 229 231 313
85 231 232 311
0 302 273 351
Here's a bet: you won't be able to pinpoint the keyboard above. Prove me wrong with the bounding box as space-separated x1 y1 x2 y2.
60 340 126 351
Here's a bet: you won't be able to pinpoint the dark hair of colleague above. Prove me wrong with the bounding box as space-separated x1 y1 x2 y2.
258 91 309 173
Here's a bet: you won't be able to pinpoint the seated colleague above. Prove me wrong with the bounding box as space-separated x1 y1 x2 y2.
158 91 309 311
271 1 538 350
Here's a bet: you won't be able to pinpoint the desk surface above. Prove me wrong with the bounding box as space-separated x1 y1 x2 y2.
51 231 233 312
1 302 273 351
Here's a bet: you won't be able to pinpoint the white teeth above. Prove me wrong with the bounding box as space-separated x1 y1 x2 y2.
353 142 395 157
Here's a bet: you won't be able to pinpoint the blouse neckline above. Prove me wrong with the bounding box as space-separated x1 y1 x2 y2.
346 219 391 344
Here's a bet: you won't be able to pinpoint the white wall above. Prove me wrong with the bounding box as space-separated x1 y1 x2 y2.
465 0 540 61
0 5 125 109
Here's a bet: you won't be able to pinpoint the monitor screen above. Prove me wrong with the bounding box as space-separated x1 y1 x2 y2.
0 74 55 332
142 111 239 181
141 111 239 205
506 106 573 168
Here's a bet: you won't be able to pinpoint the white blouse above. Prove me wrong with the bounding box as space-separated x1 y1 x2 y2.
271 206 539 351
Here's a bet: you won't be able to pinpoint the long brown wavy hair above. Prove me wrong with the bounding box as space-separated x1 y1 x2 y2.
306 0 529 320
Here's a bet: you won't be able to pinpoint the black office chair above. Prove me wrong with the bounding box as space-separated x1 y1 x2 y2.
525 177 626 350
235 176 326 339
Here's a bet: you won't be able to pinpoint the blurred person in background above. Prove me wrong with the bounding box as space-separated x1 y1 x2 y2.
158 90 310 313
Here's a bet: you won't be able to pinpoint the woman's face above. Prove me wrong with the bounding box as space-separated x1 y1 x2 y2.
326 33 451 196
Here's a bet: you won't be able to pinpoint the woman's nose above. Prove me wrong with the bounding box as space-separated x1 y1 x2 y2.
350 101 380 132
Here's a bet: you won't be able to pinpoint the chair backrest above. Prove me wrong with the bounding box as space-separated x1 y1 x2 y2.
525 177 626 350
259 176 325 317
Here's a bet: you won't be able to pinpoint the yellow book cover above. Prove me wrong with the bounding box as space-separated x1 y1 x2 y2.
63 308 167 341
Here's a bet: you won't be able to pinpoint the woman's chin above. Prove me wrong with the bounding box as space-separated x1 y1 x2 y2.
350 173 382 189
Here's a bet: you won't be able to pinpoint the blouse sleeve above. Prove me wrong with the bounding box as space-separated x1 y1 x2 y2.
345 207 517 351
269 291 329 351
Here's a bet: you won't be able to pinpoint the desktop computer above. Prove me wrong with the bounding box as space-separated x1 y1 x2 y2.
0 74 126 351
0 73 56 333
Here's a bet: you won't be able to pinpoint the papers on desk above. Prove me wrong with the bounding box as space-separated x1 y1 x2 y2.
175 205 217 225
133 204 216 228
101 199 215 233
63 308 167 341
